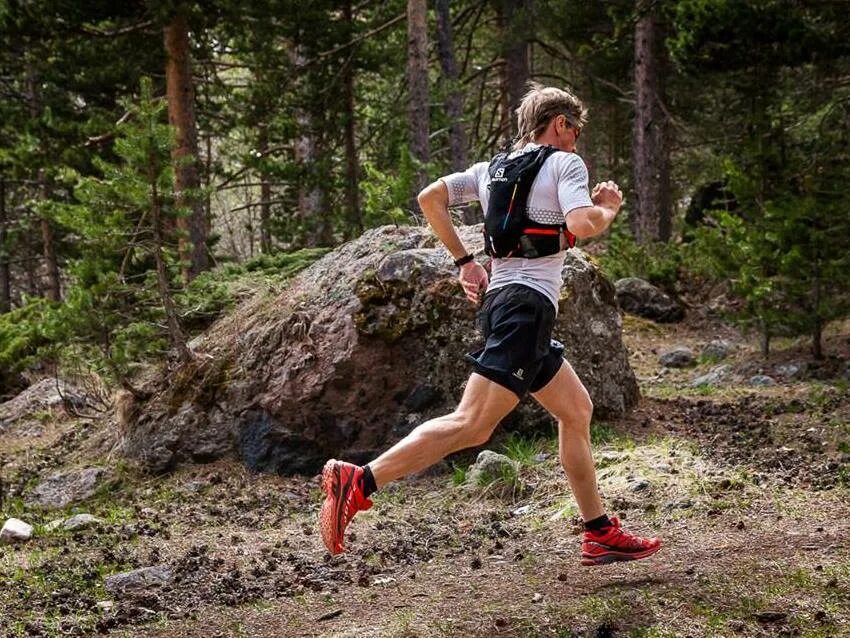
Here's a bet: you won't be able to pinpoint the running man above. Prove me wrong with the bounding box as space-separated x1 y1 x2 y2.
319 85 661 566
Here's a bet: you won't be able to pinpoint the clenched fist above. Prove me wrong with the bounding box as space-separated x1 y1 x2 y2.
591 180 624 213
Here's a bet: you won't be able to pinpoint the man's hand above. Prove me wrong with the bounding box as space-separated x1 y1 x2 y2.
459 260 489 304
591 180 624 213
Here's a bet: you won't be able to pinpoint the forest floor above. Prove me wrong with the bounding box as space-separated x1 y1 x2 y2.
1 312 849 638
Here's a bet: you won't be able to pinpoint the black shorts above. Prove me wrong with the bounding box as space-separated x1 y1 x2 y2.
465 284 565 398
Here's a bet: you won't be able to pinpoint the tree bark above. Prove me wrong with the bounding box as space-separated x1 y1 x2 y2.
0 178 10 313
164 11 209 282
436 0 479 224
407 0 430 207
631 0 672 243
496 0 532 145
149 156 192 366
25 60 61 302
257 123 272 253
40 217 60 302
291 45 330 246
343 0 363 237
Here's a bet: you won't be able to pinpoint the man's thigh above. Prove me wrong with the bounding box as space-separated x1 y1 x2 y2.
529 360 591 420
457 372 520 427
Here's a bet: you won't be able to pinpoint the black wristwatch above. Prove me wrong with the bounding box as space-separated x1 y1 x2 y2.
454 254 475 268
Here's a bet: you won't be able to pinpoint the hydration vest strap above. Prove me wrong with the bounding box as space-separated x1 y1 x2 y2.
522 228 560 235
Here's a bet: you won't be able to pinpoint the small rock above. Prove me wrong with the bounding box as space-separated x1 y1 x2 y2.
775 362 805 379
615 277 685 323
659 347 695 368
701 340 732 361
27 467 106 509
63 513 102 531
105 565 173 595
511 504 534 517
533 452 549 463
690 364 732 387
1 518 33 543
466 450 519 488
665 498 693 510
629 478 652 493
532 592 543 603
598 451 626 464
754 610 787 623
748 374 776 386
96 600 114 612
372 577 396 587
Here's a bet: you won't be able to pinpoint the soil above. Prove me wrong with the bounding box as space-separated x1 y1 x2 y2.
1 311 849 638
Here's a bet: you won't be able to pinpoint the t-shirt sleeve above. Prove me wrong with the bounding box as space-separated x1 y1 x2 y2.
556 154 593 215
440 162 488 207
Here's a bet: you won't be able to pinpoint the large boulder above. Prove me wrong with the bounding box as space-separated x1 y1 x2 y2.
614 277 684 323
121 225 639 475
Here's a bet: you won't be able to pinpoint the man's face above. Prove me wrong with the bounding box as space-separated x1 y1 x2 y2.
556 114 580 153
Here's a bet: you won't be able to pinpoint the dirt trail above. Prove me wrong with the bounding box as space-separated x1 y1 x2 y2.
2 317 849 638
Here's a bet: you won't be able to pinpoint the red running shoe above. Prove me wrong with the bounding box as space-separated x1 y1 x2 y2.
581 517 662 566
319 459 373 554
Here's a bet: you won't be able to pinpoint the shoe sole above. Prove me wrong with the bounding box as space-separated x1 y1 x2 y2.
581 542 662 566
319 460 342 554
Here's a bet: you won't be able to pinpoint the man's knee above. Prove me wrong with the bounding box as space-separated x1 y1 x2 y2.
560 390 593 432
449 409 497 449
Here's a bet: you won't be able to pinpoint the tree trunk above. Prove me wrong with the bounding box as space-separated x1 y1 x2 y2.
149 159 192 366
343 0 363 238
436 0 479 224
631 0 672 244
25 61 62 302
496 0 532 145
164 11 209 282
291 45 329 247
407 0 430 208
812 263 823 359
40 218 60 302
0 178 10 313
257 123 272 253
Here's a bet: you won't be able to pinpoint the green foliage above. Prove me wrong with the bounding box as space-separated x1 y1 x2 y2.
0 297 60 374
501 432 548 465
599 214 683 287
360 146 422 228
687 107 850 357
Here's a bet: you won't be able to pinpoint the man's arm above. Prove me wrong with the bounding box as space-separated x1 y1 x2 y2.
418 180 489 304
417 180 469 260
565 181 623 239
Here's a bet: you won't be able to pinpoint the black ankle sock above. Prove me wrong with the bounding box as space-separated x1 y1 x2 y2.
360 465 378 498
584 514 612 532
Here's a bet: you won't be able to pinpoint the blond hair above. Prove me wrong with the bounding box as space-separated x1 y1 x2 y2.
514 83 588 149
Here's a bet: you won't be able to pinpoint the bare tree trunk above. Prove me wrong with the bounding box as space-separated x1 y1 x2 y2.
40 219 60 301
291 46 328 246
149 159 192 366
812 259 823 359
257 123 272 253
343 0 363 237
407 0 430 207
496 0 532 145
0 178 10 313
631 0 671 243
164 11 209 282
25 61 62 302
436 0 479 224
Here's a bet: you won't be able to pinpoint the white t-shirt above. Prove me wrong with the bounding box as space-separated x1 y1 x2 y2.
440 143 593 310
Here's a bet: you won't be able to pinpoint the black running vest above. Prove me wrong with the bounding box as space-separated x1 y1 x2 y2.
483 145 577 259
